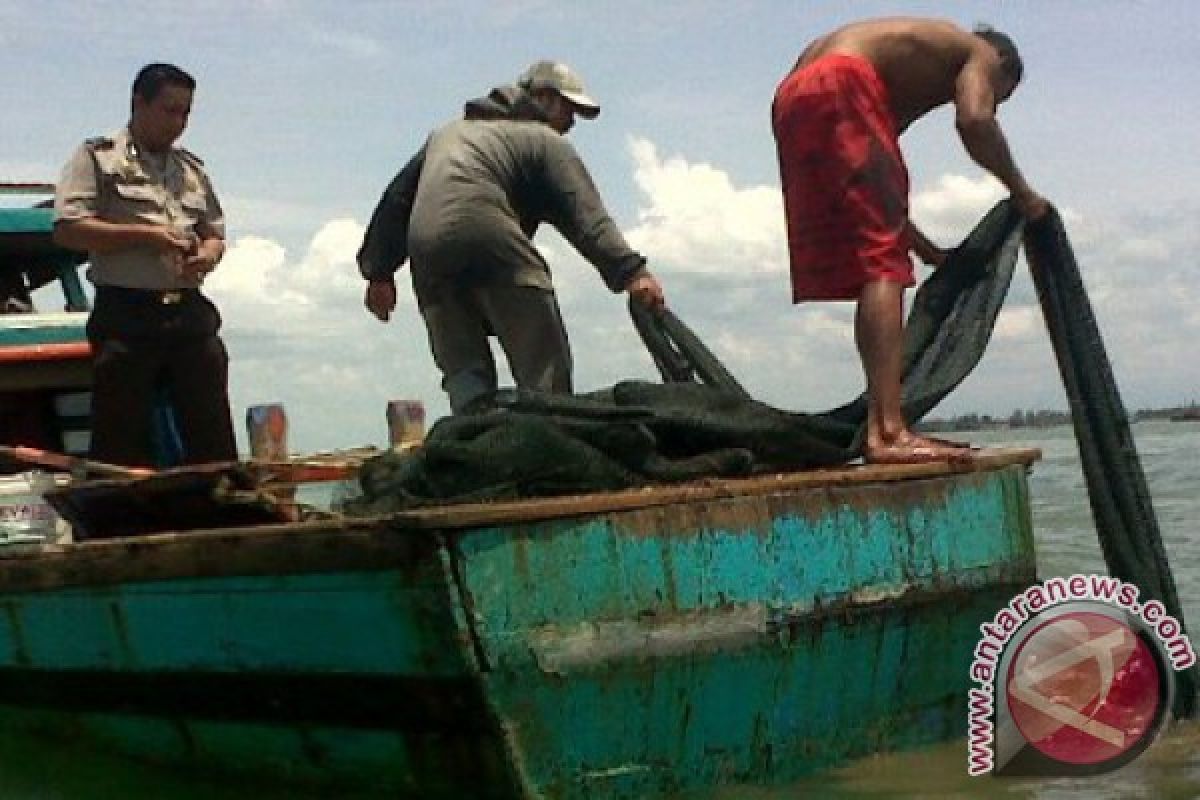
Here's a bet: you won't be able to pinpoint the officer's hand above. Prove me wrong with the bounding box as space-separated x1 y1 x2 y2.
182 252 218 280
625 269 665 311
365 279 398 322
150 226 194 254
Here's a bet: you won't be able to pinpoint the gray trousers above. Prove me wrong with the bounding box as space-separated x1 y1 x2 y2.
419 284 572 413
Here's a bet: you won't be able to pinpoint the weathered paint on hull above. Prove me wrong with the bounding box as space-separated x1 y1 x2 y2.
0 454 1037 797
458 463 1036 798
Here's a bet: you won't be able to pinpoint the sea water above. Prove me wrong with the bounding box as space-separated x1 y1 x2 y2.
1 421 1198 798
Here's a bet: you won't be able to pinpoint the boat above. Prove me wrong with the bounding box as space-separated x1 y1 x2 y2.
0 450 1038 798
0 183 91 464
0 185 1042 796
0 184 187 472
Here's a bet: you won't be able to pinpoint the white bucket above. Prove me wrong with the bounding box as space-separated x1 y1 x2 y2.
0 471 70 547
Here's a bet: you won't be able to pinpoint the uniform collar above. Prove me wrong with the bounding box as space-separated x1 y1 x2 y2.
117 126 177 183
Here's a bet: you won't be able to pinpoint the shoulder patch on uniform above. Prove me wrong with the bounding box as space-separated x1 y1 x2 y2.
84 136 115 150
176 147 205 167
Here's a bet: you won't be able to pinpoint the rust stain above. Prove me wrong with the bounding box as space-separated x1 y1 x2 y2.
298 725 331 767
170 716 198 757
616 494 777 542
2 601 31 667
659 537 679 612
108 600 137 666
607 469 998 545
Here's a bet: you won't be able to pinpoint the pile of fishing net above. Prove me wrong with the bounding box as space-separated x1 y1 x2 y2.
351 201 1024 510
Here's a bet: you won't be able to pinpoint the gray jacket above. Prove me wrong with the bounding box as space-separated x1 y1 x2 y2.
406 118 645 301
356 86 544 281
357 87 644 300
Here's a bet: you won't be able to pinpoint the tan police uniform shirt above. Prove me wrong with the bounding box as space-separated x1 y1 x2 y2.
53 127 225 290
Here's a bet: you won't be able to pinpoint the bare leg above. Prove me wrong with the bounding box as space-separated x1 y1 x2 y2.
855 280 973 464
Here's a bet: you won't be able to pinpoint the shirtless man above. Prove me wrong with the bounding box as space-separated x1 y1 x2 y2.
772 18 1048 464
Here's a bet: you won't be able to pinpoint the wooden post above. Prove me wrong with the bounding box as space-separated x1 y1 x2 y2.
245 403 295 512
246 403 289 460
386 400 425 450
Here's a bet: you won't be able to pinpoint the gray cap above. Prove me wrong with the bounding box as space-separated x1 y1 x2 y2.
517 60 600 119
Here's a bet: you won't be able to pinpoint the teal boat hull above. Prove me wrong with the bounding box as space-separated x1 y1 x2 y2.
0 450 1038 797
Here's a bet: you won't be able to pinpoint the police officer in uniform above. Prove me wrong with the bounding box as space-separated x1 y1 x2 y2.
53 63 236 467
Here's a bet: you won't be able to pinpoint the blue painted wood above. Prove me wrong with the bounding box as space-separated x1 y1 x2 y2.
455 466 1035 797
0 458 1038 798
0 316 88 347
0 571 471 676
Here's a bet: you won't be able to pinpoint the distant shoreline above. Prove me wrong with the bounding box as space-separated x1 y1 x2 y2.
919 404 1200 432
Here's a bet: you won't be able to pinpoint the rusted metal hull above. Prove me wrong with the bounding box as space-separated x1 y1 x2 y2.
0 450 1039 797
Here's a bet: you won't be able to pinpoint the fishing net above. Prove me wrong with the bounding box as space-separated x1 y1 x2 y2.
352 199 1023 507
1025 210 1197 717
352 199 1197 716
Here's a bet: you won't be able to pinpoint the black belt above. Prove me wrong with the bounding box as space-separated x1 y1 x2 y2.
95 286 200 306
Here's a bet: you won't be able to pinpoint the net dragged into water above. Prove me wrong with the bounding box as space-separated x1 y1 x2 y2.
1025 210 1197 718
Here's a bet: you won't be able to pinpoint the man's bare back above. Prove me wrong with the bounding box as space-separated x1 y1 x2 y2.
797 18 988 133
776 17 1044 465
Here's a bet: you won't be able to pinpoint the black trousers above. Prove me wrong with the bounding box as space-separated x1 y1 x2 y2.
86 287 237 468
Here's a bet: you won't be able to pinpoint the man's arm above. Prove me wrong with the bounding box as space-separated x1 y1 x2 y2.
954 48 1047 218
181 230 225 281
53 217 192 256
906 220 947 268
180 172 227 281
357 146 426 282
358 147 427 322
541 139 664 307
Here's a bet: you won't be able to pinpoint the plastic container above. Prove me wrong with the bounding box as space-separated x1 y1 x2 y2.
386 400 425 450
0 471 70 547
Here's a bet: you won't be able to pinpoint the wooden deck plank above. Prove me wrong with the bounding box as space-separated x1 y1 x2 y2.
0 447 1039 593
384 446 1041 530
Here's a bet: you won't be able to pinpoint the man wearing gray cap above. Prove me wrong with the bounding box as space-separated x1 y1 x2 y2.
359 61 664 415
516 60 601 133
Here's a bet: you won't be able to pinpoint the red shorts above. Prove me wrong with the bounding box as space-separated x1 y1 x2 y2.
772 54 913 302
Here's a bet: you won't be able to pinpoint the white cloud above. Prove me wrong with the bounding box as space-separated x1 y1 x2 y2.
303 26 384 59
205 219 446 452
624 137 786 278
0 160 57 185
209 217 364 316
1115 237 1171 264
910 173 1006 242
994 307 1043 341
206 235 284 297
197 138 1200 452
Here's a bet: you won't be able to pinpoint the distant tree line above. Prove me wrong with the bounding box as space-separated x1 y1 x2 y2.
919 401 1200 432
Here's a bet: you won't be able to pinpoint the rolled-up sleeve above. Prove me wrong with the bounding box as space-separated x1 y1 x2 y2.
53 144 99 223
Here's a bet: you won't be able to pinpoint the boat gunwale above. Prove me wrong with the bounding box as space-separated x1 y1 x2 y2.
0 446 1039 593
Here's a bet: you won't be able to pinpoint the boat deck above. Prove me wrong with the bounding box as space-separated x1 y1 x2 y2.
0 446 1040 593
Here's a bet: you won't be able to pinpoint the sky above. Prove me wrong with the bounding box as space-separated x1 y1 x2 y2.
3 1 1199 453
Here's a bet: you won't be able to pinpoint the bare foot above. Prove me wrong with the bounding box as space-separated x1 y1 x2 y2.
918 433 975 450
865 431 977 465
